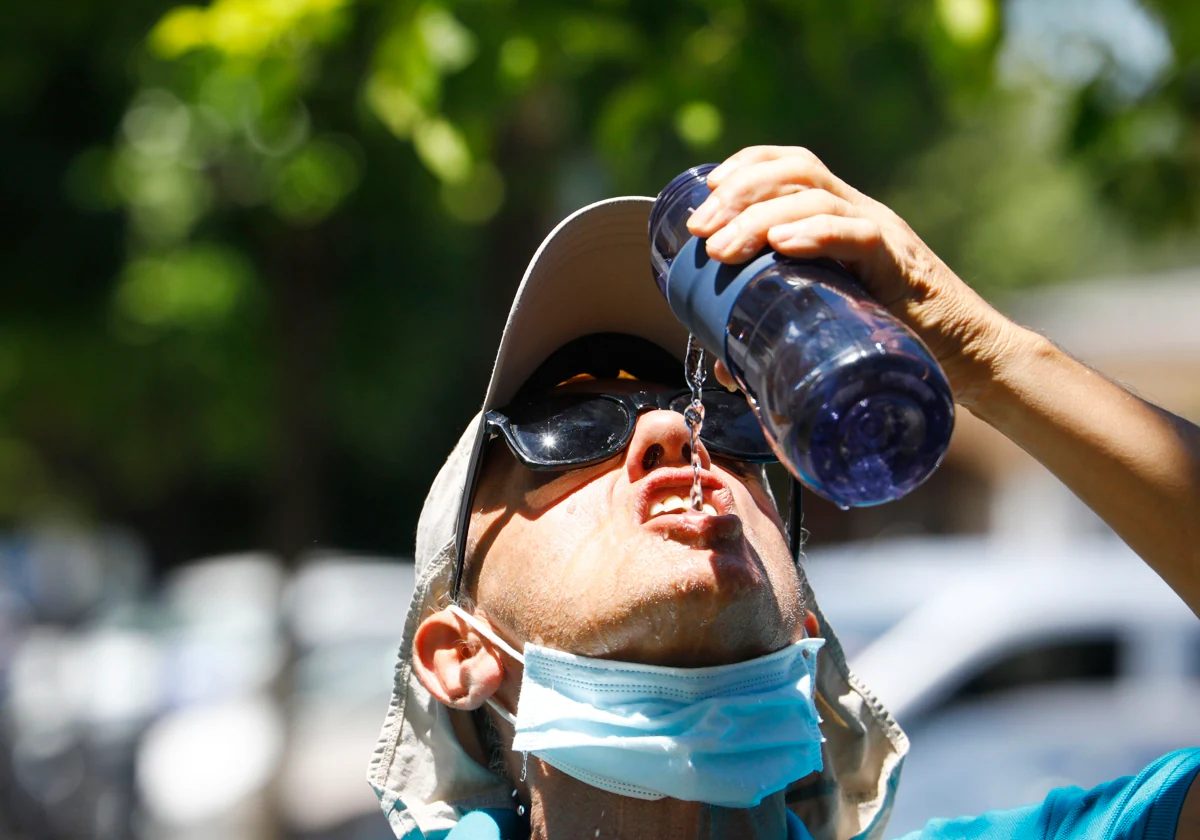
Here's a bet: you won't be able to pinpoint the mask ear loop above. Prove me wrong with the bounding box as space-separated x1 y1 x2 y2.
447 605 531 779
448 604 525 663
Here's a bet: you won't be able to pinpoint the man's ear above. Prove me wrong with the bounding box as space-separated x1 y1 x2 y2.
412 607 505 710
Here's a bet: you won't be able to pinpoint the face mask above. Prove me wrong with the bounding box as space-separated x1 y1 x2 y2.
448 605 825 809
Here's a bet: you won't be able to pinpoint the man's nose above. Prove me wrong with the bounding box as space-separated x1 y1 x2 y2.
625 409 712 479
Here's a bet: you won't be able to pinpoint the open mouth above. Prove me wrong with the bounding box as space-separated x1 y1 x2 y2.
649 493 718 518
636 469 735 524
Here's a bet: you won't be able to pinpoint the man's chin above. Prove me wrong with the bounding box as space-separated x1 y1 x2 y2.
586 529 794 666
639 513 768 591
597 596 792 667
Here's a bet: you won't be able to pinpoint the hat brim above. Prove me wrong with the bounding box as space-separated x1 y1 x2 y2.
482 197 693 410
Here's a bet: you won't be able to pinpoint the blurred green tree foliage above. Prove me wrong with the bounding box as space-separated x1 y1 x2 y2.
1 0 1197 564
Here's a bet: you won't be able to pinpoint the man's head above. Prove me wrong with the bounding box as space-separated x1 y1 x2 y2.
367 196 907 840
410 340 821 819
427 338 814 669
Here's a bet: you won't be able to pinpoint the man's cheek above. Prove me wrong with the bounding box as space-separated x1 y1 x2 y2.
547 482 619 543
558 515 625 581
524 527 631 653
741 482 785 531
751 528 804 620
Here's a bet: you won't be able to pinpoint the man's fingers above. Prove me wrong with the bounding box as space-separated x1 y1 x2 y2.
707 146 788 183
704 189 853 263
707 145 823 185
767 214 885 265
689 156 855 237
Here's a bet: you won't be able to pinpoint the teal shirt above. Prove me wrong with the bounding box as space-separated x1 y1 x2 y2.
443 807 812 839
444 749 1200 840
894 749 1200 840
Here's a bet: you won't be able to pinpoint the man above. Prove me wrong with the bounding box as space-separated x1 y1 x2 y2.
368 147 1200 840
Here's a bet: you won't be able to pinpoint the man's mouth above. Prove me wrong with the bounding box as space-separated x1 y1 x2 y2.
634 468 750 557
648 494 719 518
635 469 736 525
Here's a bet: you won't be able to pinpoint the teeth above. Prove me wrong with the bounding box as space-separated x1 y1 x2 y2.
648 494 721 518
649 494 690 517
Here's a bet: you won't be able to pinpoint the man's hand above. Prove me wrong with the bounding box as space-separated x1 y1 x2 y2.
685 145 1019 408
689 145 1200 618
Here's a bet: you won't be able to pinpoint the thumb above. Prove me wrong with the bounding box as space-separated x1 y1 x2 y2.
713 359 739 392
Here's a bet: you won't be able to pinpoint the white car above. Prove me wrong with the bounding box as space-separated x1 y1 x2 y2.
805 536 1200 835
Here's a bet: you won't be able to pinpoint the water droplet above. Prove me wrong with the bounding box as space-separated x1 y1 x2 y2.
518 805 527 817
836 503 850 512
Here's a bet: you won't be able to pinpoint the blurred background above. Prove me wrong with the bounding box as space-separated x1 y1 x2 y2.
3 0 1200 837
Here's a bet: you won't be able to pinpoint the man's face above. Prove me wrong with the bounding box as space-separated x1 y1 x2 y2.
467 378 805 668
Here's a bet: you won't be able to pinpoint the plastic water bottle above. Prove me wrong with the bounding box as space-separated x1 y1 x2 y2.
649 163 955 508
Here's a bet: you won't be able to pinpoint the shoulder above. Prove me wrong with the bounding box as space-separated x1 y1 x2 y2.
895 749 1200 840
1067 747 1200 839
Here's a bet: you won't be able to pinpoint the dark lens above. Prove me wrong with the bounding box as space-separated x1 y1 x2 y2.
505 394 630 466
672 391 775 461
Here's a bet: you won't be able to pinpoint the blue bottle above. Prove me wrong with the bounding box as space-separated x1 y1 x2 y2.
650 164 955 508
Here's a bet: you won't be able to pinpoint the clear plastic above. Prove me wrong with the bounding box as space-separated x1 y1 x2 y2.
650 165 955 507
650 165 722 296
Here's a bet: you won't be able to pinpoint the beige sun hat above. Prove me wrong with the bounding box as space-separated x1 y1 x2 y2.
366 196 909 840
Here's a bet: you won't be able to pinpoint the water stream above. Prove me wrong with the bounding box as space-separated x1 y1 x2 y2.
684 334 706 511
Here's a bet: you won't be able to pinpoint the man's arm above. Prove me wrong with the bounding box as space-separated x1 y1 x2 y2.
971 328 1200 617
688 145 1200 618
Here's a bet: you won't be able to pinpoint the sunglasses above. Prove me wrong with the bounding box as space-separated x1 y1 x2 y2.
451 387 780 597
486 388 776 470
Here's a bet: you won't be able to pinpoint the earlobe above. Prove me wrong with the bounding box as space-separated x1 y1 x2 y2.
412 608 505 710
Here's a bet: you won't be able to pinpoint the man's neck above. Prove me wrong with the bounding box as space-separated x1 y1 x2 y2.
522 763 791 840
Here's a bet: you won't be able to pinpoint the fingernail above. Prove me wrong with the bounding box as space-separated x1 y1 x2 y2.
709 160 733 182
707 223 739 253
688 195 719 230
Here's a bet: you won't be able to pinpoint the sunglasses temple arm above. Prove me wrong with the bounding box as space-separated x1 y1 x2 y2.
452 414 491 601
787 477 803 561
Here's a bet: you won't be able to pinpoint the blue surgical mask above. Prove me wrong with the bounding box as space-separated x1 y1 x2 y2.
448 605 825 808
